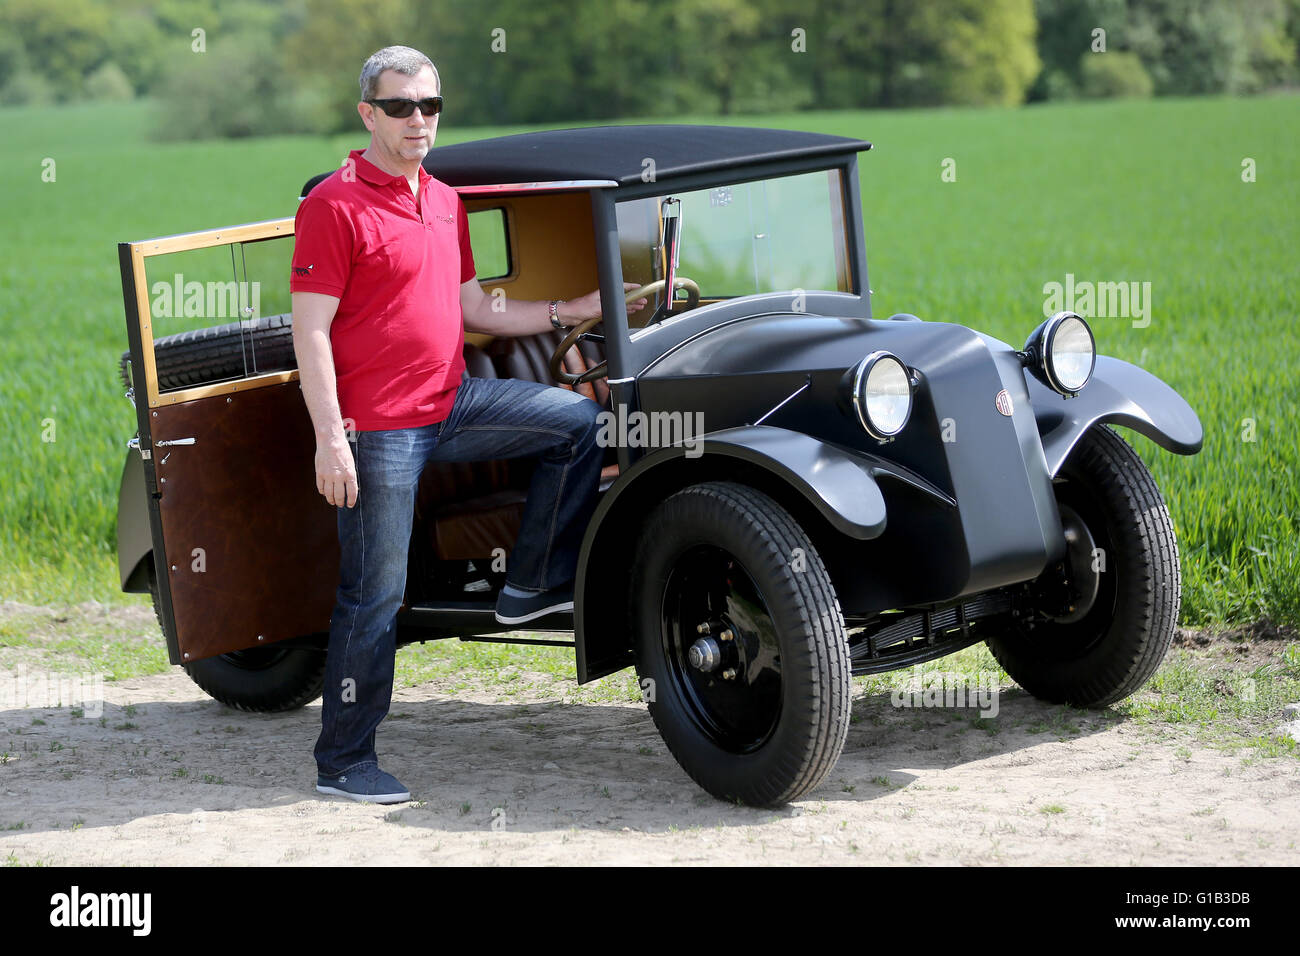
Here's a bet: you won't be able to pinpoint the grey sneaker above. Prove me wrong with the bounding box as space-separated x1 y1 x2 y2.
494 582 574 625
316 764 411 804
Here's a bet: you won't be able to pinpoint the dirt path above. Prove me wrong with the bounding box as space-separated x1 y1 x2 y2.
2 641 1297 865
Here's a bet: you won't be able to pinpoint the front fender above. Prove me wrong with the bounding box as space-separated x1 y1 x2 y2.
600 424 953 543
572 424 952 682
1029 355 1203 476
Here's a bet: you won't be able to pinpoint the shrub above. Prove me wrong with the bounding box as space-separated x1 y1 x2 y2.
0 69 53 106
1079 51 1155 99
84 61 135 102
152 33 329 140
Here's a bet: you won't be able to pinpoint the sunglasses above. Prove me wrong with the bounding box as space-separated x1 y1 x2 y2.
365 96 443 118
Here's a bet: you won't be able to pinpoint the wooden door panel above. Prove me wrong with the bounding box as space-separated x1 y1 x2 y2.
152 382 339 661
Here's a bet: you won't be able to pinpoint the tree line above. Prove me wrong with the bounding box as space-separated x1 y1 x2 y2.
2 0 1297 138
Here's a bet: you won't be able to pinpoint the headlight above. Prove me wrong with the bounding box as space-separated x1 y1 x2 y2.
841 351 913 441
1025 311 1095 396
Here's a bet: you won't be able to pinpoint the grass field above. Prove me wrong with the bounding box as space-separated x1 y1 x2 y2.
0 95 1296 625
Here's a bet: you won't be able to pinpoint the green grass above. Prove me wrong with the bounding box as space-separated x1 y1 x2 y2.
0 605 170 679
1113 642 1300 755
0 95 1296 625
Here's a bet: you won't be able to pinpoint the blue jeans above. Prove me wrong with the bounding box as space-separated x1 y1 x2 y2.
314 375 603 776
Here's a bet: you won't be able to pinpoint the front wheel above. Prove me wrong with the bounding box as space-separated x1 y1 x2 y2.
986 426 1181 707
629 482 851 807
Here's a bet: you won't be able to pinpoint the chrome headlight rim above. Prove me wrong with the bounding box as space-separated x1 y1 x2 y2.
1034 311 1096 396
850 350 914 441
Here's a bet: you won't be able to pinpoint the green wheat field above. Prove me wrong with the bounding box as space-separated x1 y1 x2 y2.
0 95 1296 624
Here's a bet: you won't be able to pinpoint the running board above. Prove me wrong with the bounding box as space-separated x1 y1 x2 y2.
461 633 576 648
396 602 575 643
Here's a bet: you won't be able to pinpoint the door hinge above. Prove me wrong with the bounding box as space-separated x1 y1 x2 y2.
126 435 151 460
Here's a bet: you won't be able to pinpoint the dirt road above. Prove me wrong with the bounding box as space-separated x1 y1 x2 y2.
2 619 1296 865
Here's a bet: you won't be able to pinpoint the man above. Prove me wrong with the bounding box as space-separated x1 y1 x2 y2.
290 46 645 804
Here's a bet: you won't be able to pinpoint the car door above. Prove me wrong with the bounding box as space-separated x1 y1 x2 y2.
118 219 340 665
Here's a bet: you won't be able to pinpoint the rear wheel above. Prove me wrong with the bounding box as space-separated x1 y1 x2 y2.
986 426 1181 707
147 563 326 712
629 482 851 807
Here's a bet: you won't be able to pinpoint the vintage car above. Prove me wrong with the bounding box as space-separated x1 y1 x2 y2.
116 124 1203 807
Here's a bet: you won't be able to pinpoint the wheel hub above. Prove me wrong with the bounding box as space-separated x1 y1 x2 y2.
688 623 739 674
688 636 722 672
1045 503 1102 624
681 624 743 676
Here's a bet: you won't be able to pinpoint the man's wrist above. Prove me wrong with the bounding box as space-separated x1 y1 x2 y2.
318 422 349 444
548 299 568 330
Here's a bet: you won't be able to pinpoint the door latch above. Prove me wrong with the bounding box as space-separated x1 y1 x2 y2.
154 436 195 465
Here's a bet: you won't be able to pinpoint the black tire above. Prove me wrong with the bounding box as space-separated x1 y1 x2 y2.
146 563 326 712
119 314 297 392
985 426 1181 707
629 481 851 807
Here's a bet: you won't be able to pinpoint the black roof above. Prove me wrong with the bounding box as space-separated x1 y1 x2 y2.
419 124 871 187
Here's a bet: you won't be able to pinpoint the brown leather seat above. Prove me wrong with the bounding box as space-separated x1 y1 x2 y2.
415 333 617 562
489 330 611 408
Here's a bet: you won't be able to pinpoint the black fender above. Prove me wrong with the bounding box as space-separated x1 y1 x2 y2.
116 451 153 592
573 424 952 682
1028 355 1203 476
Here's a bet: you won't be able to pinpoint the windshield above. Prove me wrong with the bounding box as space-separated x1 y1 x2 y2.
615 168 850 325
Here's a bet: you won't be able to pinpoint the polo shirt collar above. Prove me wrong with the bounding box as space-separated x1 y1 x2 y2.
349 148 430 188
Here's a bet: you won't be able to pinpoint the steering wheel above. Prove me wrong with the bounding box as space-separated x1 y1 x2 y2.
549 277 701 386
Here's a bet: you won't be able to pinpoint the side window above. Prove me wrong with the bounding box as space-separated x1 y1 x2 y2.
467 207 511 280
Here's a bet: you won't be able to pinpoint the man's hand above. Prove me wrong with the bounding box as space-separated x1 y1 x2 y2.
316 435 359 508
561 282 649 322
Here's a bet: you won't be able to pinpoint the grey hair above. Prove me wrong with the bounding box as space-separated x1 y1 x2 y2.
359 46 439 101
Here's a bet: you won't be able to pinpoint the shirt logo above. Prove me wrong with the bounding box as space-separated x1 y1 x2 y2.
293 264 314 277
432 213 455 225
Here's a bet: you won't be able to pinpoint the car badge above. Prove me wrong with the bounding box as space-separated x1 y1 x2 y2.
995 389 1014 416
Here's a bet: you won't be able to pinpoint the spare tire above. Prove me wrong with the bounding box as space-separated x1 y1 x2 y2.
119 313 297 392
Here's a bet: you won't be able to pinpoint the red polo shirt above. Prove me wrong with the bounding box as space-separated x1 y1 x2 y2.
290 148 477 431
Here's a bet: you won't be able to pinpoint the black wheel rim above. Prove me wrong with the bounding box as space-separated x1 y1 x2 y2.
660 545 783 754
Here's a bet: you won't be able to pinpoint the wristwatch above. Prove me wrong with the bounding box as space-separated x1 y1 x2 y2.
548 299 567 330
